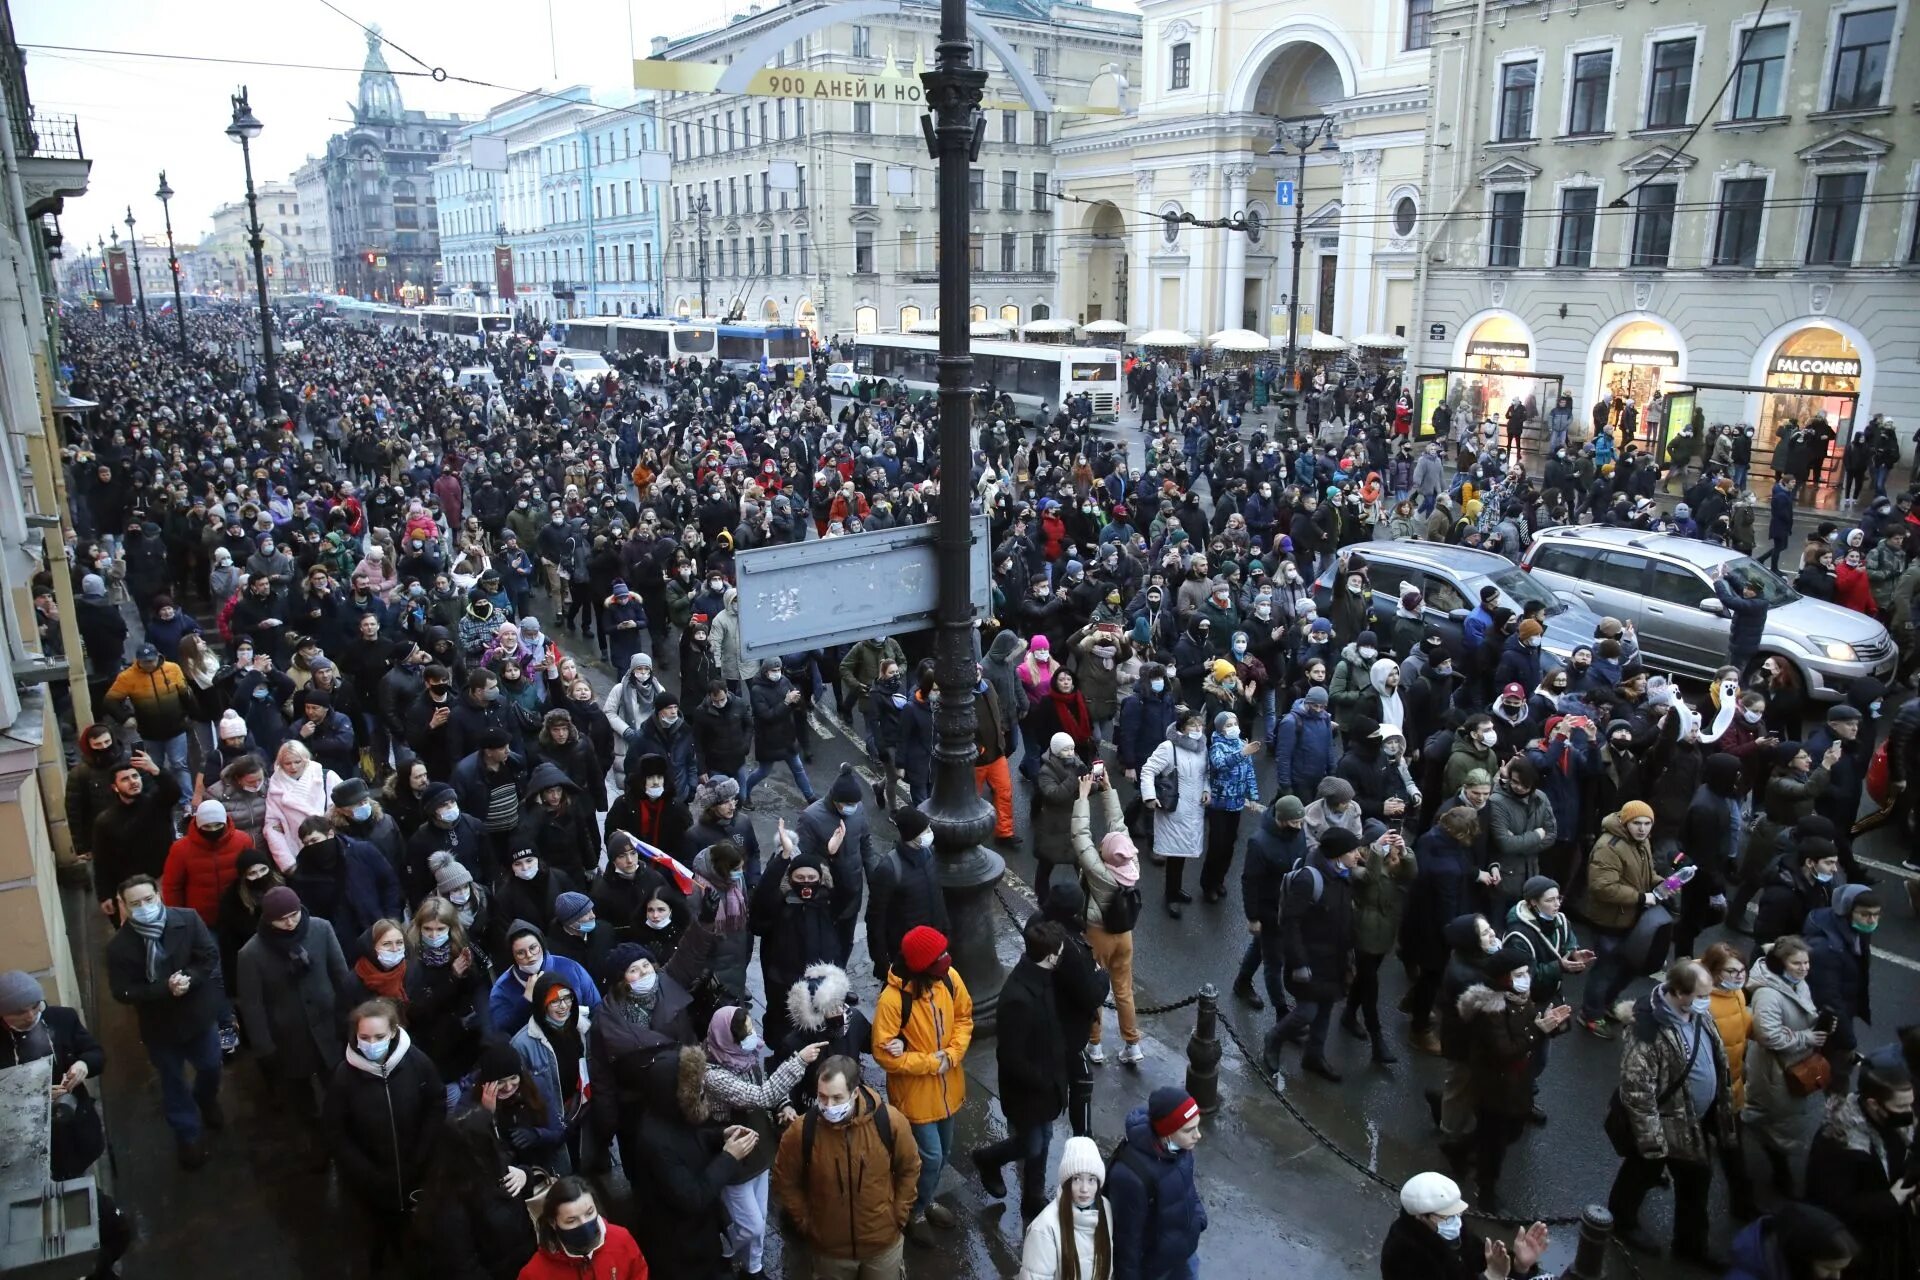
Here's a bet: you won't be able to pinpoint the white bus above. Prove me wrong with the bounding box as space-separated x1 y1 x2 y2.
850 334 1121 423
715 322 812 374
550 317 717 363
416 306 512 348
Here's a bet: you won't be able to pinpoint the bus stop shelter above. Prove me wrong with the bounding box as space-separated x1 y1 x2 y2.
1412 366 1566 441
1663 380 1860 490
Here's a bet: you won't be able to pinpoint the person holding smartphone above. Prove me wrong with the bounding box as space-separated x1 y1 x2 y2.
1501 876 1591 1125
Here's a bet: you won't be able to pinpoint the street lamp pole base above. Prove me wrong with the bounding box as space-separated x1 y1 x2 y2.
933 831 1007 1034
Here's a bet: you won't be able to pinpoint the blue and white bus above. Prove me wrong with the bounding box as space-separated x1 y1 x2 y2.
550 317 718 363
850 334 1122 423
715 323 812 374
416 305 512 348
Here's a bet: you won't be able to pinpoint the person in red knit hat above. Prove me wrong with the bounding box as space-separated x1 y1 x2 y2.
872 924 974 1246
517 1176 648 1280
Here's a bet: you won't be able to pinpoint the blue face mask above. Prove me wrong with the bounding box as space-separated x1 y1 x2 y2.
350 802 373 822
575 919 596 934
253 685 271 699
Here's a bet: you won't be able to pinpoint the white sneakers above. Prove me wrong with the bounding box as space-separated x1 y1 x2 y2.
1085 1043 1106 1065
1119 1043 1144 1065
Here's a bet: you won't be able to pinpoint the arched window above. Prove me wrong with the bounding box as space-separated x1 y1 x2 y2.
968 304 988 322
899 304 922 330
999 303 1020 325
1031 302 1051 320
854 305 879 334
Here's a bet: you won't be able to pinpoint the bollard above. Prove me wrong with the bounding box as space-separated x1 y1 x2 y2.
1185 984 1221 1114
1564 1205 1614 1279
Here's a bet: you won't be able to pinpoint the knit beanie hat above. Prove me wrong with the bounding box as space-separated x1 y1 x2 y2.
899 925 948 974
1050 732 1076 756
1619 800 1655 823
1518 619 1545 643
1521 875 1559 901
1057 1135 1105 1186
217 710 248 741
1273 795 1305 821
828 763 864 806
0 970 43 1015
553 891 594 929
476 1040 524 1083
260 886 301 919
1148 1087 1200 1138
599 941 657 986
81 574 105 598
894 807 930 842
429 851 473 896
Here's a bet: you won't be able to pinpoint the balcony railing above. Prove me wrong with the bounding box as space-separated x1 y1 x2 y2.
27 110 84 161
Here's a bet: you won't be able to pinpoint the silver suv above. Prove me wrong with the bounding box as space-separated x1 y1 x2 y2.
1520 526 1895 701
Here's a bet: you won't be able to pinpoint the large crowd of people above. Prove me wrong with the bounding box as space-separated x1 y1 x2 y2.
11 303 1916 1280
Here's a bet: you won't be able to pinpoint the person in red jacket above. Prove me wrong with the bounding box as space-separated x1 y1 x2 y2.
162 800 253 926
1834 548 1880 618
517 1177 648 1280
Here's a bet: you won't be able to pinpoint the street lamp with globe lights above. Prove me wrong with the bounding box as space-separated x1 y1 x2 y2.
123 206 151 341
226 86 278 416
155 172 188 353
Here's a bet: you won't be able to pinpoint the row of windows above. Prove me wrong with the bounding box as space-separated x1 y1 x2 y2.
849 229 1051 275
674 170 809 221
1488 173 1919 270
1496 11 1895 143
845 163 1050 211
670 99 808 161
542 126 646 178
843 24 1052 77
674 234 810 281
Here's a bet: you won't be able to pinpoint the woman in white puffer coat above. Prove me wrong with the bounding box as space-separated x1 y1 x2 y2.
1018 1135 1114 1280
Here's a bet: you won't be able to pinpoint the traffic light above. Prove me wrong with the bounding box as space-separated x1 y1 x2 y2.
364 250 376 266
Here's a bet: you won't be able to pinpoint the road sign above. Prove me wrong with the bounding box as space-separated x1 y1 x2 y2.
735 515 992 661
1275 180 1295 207
1429 323 1447 341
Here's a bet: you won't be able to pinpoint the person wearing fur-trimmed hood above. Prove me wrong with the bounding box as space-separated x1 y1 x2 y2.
777 962 872 1111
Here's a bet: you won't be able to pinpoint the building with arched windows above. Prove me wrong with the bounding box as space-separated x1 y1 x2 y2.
1416 0 1917 460
317 29 466 302
1052 0 1431 343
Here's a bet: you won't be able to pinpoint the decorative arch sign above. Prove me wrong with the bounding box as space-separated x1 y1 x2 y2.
633 0 1121 115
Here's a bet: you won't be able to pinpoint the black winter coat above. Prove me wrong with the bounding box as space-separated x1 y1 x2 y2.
105 906 224 1046
748 674 804 759
864 840 949 973
1241 805 1308 925
688 694 753 773
1278 848 1357 1003
995 958 1067 1130
321 1036 447 1214
416 1178 538 1280
632 1050 740 1280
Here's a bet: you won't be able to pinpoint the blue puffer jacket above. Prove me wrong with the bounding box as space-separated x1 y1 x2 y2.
1107 1104 1207 1280
1273 698 1333 794
1206 732 1258 810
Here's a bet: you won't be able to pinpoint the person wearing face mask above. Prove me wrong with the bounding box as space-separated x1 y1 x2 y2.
323 997 447 1271
1607 960 1735 1267
752 827 844 1039
1744 934 1834 1200
1380 1170 1550 1280
866 808 951 976
1803 884 1882 1064
1115 663 1178 789
771 1054 922 1277
510 973 591 1174
398 897 492 1095
328 776 406 875
544 891 614 976
161 798 253 928
235 884 351 1129
0 970 109 1182
106 873 228 1170
1444 715 1502 798
1457 944 1571 1210
629 695 700 800
1105 1086 1208 1280
777 963 873 1112
286 815 405 963
970 919 1072 1223
1016 1136 1114 1280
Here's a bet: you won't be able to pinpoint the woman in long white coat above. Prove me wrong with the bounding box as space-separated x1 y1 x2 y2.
1018 1136 1113 1280
1139 706 1208 918
1741 935 1830 1195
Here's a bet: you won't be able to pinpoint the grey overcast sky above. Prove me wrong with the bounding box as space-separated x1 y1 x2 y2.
21 0 1139 249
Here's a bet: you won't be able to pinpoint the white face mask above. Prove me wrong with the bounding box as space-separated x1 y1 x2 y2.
375 947 406 969
1479 729 1498 747
820 1100 853 1123
1436 1214 1463 1241
644 784 665 800
738 1033 762 1053
513 863 539 880
915 830 934 849
1510 970 1532 995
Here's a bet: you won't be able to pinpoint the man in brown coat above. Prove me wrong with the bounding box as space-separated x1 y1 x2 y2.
772 1054 921 1278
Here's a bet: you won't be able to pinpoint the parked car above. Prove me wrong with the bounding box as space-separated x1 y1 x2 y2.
826 361 858 394
1312 541 1605 670
542 349 611 387
1520 525 1895 700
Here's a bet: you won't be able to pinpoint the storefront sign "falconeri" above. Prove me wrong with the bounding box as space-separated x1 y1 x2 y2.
1770 355 1862 378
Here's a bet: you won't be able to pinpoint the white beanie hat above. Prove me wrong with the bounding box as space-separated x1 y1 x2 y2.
1050 731 1076 756
218 710 248 741
1057 1135 1104 1186
195 799 228 826
1059 1136 1105 1189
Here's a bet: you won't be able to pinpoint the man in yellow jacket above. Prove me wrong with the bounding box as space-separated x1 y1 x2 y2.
871 924 973 1246
105 644 195 804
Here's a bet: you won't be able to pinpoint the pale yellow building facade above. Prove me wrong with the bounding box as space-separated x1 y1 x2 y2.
1053 0 1433 343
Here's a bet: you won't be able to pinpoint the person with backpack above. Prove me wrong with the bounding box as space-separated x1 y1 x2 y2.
1106 1086 1206 1280
871 926 973 1245
863 808 949 977
770 1053 921 1279
1071 772 1144 1066
1258 828 1365 1086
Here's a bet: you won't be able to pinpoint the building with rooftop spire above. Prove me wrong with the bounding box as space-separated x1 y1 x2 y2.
316 28 467 301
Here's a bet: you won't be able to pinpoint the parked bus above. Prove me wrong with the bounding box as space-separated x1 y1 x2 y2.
416 305 512 347
715 322 812 373
550 317 718 363
850 334 1121 422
